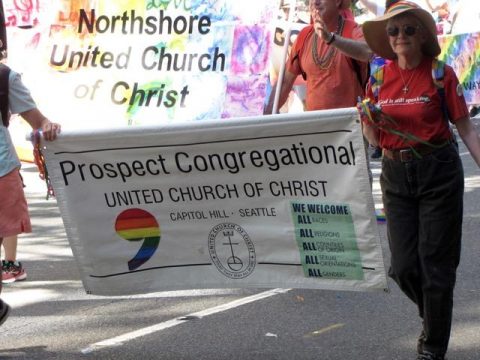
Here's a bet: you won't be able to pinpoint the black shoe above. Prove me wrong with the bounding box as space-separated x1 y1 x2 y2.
371 147 382 159
416 350 446 360
0 300 11 326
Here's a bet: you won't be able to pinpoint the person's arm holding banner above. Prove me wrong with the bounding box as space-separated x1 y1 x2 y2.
20 108 60 141
7 71 61 141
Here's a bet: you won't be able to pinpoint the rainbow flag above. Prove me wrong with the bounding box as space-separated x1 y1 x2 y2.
439 32 480 105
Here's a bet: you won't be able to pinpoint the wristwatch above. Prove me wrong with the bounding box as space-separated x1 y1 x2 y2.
326 32 336 45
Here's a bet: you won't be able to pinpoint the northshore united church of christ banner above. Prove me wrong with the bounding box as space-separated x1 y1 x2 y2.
5 0 277 129
42 109 388 296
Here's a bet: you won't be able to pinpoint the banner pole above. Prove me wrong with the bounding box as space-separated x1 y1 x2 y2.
272 0 296 114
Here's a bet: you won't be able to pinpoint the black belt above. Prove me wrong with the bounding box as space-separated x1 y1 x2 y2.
383 141 451 162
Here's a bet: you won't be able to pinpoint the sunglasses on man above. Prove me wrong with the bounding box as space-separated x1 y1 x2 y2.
386 24 420 37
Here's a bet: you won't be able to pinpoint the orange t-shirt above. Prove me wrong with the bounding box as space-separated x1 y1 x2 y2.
287 20 367 111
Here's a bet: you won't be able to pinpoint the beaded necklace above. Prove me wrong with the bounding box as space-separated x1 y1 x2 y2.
311 16 345 69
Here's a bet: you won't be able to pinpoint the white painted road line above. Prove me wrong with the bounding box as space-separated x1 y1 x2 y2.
81 288 290 354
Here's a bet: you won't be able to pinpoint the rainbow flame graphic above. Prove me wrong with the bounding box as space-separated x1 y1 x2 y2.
115 208 161 271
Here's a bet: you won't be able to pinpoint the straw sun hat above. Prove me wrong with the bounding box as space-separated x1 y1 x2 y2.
362 0 441 60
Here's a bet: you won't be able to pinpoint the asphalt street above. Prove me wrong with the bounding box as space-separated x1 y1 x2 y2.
0 118 479 359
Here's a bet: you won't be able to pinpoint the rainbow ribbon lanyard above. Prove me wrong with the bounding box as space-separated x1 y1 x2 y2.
31 130 55 200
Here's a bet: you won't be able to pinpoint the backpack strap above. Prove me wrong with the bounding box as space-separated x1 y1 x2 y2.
432 58 450 121
432 58 445 88
0 0 7 57
432 58 458 144
289 25 314 81
0 63 10 127
369 65 385 102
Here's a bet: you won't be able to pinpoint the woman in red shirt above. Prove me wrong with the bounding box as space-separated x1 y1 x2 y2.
361 1 480 360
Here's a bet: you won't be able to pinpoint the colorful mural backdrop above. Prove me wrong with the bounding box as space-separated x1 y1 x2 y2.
3 0 277 130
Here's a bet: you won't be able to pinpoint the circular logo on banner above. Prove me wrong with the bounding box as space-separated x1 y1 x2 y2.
208 223 256 279
456 83 464 97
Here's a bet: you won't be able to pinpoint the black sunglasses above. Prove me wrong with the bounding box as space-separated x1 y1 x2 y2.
386 24 419 37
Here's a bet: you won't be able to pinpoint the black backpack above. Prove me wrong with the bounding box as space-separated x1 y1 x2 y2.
0 63 10 127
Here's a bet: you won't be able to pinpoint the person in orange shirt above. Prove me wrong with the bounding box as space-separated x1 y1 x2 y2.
264 0 372 114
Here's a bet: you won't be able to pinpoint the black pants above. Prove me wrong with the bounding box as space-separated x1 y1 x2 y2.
380 144 463 355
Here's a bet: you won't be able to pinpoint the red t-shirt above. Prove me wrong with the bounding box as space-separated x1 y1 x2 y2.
366 57 468 150
287 19 367 110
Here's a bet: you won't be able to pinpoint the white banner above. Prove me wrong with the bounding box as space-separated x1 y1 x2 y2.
4 0 277 129
42 108 387 295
